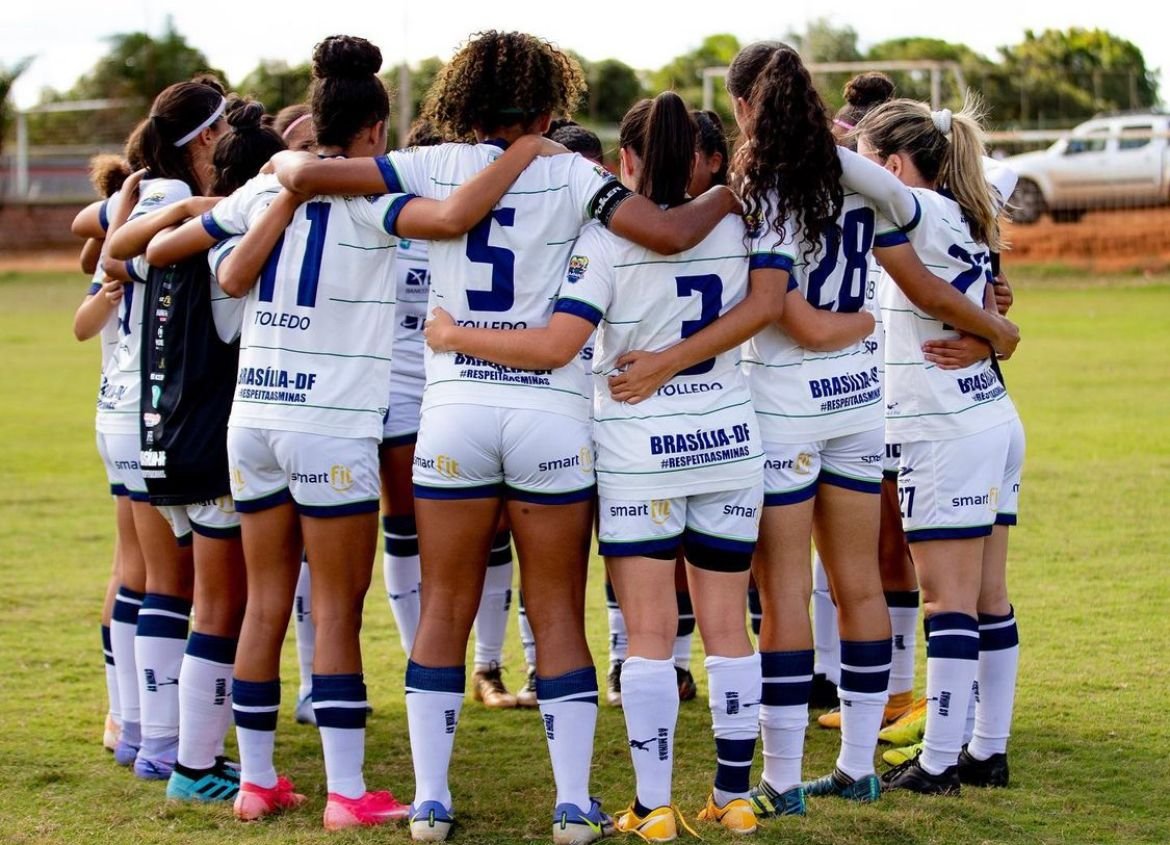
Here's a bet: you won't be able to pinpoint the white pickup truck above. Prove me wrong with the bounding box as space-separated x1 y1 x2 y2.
1004 112 1170 223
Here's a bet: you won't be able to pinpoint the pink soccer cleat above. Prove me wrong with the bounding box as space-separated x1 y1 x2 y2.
233 776 307 821
323 789 410 830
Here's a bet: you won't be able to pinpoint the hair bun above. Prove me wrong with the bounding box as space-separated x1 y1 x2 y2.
844 72 895 108
225 98 265 131
313 35 382 80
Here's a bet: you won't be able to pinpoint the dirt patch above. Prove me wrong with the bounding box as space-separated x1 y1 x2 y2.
1004 207 1170 273
0 249 81 274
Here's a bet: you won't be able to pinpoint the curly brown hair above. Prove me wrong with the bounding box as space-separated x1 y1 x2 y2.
422 31 586 138
727 42 842 257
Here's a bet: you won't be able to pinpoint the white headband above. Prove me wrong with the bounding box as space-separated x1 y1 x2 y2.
281 112 312 140
932 108 953 137
173 97 226 147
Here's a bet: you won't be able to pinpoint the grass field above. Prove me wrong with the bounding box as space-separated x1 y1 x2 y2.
1 269 1167 845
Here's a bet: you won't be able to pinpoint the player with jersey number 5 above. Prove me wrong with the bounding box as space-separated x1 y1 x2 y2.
426 91 788 840
139 34 568 830
270 30 741 845
852 97 1025 796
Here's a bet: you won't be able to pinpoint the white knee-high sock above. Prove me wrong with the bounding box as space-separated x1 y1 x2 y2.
968 609 1019 759
919 612 980 775
537 666 598 808
314 673 369 799
293 559 315 701
759 650 813 793
621 657 678 811
111 587 142 741
405 661 465 809
383 514 421 656
836 639 892 779
473 531 513 668
706 654 761 805
233 677 279 789
812 556 840 685
136 592 190 758
886 591 920 697
177 632 237 771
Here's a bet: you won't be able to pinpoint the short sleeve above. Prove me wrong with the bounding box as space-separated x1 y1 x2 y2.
552 223 614 327
564 155 626 227
747 202 798 275
380 146 442 198
129 179 192 220
202 173 280 239
207 236 245 344
347 192 419 237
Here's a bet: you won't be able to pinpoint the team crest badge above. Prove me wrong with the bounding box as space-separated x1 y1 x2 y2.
650 499 672 525
566 255 589 284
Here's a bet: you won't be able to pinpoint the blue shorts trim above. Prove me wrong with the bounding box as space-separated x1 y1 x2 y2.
764 483 817 507
110 483 130 497
297 499 380 519
381 431 419 449
599 535 682 560
413 482 505 501
819 469 881 495
190 522 242 540
505 484 596 505
882 470 899 481
995 513 1017 527
234 487 294 514
906 524 994 543
128 490 152 503
176 532 194 548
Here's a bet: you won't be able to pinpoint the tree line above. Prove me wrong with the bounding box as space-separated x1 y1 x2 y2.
3 17 1161 155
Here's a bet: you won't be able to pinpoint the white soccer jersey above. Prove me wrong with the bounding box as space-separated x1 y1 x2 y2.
377 143 619 418
208 236 246 343
879 188 1017 442
553 215 762 498
95 181 189 436
203 172 415 439
390 237 430 394
742 192 902 443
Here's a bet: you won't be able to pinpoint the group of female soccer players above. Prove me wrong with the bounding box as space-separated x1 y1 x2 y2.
73 28 1025 844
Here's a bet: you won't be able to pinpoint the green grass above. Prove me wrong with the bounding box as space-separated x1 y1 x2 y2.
1 269 1168 844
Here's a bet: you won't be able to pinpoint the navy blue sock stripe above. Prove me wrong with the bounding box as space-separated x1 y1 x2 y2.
233 678 280 731
137 593 191 639
839 639 892 694
760 649 814 706
101 625 114 664
383 513 419 556
536 666 598 705
884 590 920 609
978 609 1019 650
714 737 755 793
489 530 513 566
186 632 238 664
112 602 140 624
605 581 619 608
405 660 465 694
313 674 368 729
926 613 980 660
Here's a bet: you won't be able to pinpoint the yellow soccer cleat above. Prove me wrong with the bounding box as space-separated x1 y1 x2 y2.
697 794 758 835
471 663 518 709
882 740 924 767
818 689 916 730
615 804 680 842
877 696 927 745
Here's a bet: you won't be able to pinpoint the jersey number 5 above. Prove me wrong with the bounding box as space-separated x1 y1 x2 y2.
465 208 516 312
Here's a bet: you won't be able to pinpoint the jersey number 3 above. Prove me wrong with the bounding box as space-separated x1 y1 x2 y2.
675 273 723 376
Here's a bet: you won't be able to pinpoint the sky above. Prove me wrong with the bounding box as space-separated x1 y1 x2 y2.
4 0 1166 109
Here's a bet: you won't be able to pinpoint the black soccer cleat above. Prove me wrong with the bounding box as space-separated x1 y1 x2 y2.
880 753 960 796
958 745 1010 788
